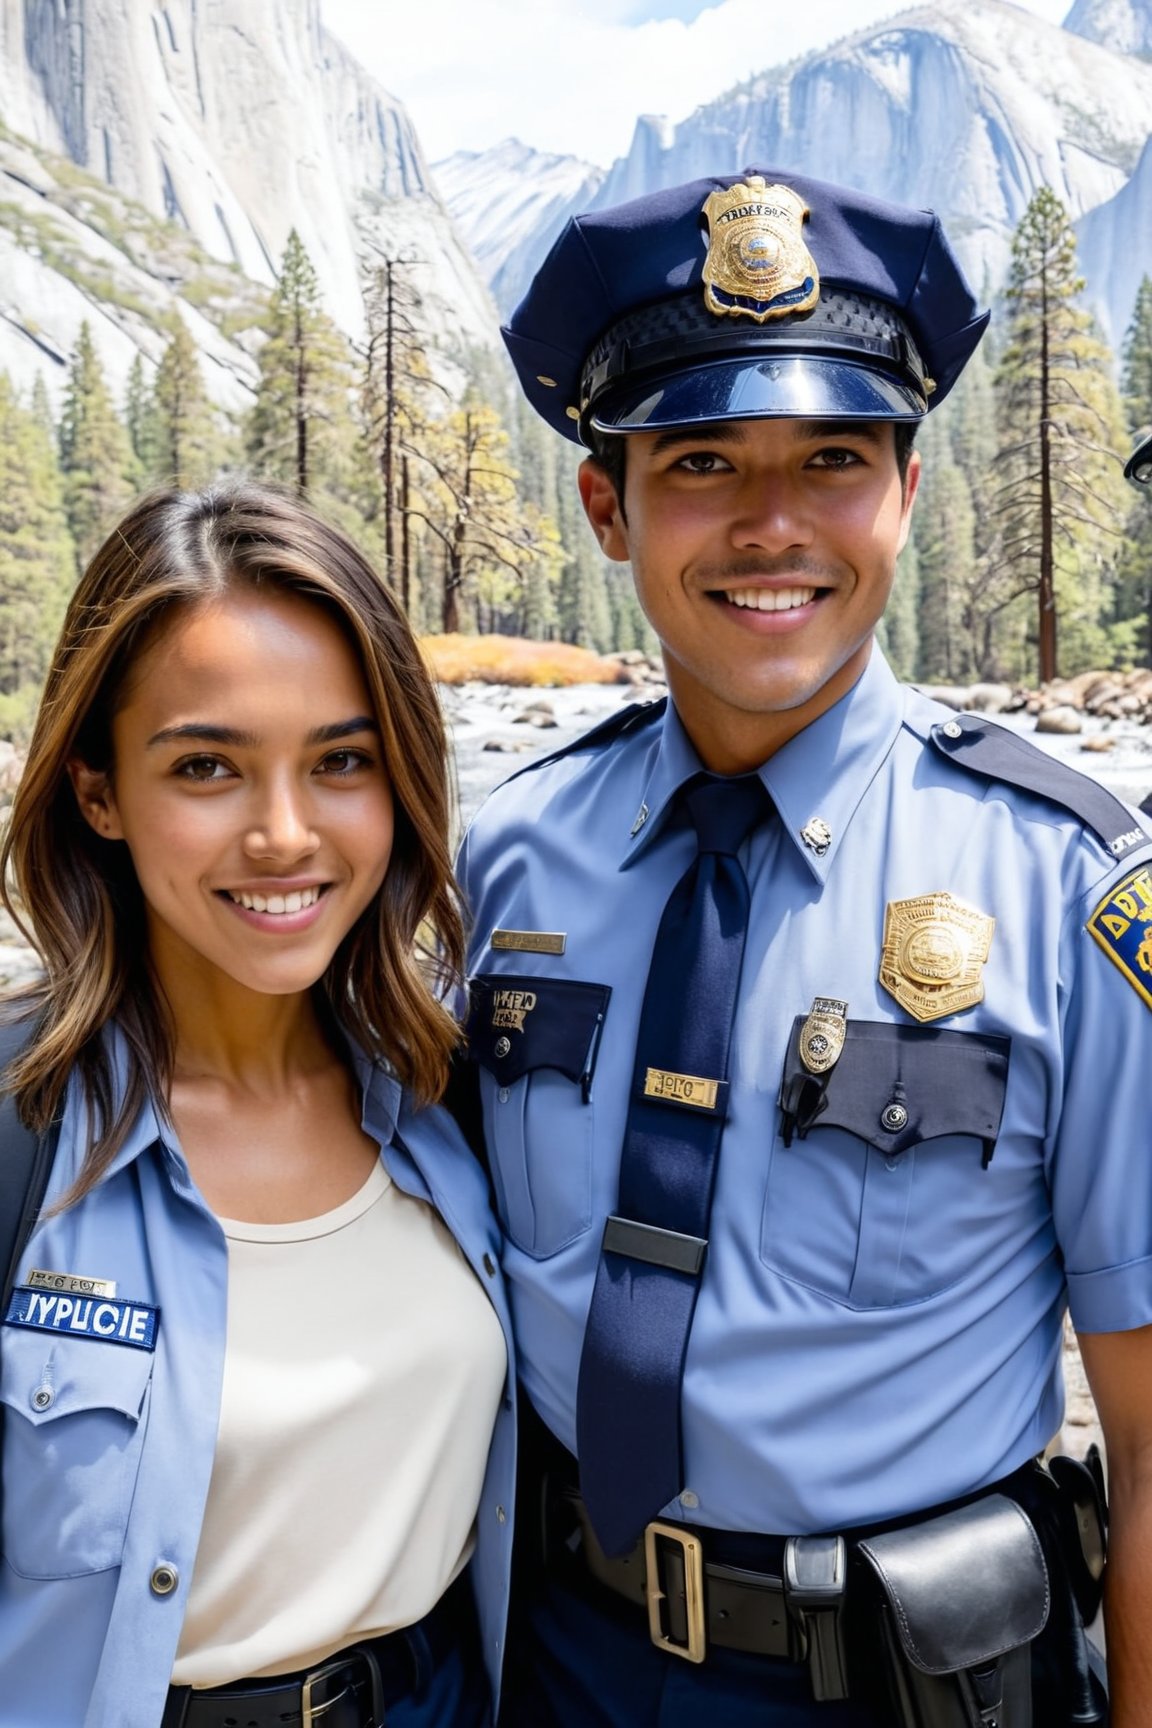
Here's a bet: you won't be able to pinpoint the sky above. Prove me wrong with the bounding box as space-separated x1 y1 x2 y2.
321 0 1074 168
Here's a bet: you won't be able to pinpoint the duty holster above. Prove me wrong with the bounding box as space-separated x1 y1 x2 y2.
854 1494 1050 1728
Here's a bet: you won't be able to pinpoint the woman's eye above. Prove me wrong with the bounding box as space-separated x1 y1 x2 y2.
317 748 371 776
175 755 228 782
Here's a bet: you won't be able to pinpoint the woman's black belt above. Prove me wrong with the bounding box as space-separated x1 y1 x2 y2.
160 1572 468 1728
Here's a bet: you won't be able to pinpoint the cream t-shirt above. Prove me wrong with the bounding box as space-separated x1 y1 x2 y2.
171 1160 506 1686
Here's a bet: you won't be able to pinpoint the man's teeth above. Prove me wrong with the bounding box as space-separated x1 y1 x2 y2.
229 887 321 914
724 586 817 611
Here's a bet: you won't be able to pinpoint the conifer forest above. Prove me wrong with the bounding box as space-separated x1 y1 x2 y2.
2 186 1152 738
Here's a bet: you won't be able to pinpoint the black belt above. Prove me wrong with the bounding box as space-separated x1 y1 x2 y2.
530 1411 1041 1686
557 1483 805 1665
161 1573 468 1728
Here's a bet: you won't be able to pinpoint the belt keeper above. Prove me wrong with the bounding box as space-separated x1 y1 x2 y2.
783 1534 850 1701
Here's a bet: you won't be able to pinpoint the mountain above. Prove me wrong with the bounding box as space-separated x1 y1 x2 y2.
1077 133 1152 353
1064 0 1152 53
0 0 496 407
433 139 604 318
445 0 1152 345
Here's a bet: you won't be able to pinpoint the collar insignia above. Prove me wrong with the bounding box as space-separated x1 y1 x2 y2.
880 893 995 1023
801 816 832 856
701 177 820 324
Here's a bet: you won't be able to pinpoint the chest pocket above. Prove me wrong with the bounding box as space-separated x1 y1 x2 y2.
469 973 610 1258
761 1019 1011 1308
0 1326 154 1578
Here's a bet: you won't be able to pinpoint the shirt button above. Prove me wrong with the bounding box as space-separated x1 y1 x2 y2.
483 1252 497 1278
680 1489 699 1510
942 720 963 740
496 1505 507 1524
150 1562 179 1596
497 1088 510 1104
31 1385 53 1411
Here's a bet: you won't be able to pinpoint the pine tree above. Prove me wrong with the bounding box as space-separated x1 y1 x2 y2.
124 353 153 468
1119 279 1152 662
989 188 1129 682
914 458 978 680
248 231 368 527
0 374 75 735
148 320 222 489
407 400 544 634
59 323 139 568
1122 276 1152 434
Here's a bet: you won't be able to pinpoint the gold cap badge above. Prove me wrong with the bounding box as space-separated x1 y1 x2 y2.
701 177 820 325
880 893 995 1023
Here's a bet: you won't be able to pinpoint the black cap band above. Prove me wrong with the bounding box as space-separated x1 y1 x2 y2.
580 288 932 434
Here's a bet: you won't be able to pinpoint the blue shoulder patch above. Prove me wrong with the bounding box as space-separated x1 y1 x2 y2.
1086 865 1152 1010
929 715 1149 862
491 697 667 791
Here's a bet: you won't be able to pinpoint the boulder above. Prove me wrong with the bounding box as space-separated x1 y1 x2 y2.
1035 706 1083 735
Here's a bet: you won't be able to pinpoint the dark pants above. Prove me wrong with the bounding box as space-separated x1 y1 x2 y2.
498 1566 883 1728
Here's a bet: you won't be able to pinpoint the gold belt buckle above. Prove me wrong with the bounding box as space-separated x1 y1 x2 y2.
644 1520 707 1663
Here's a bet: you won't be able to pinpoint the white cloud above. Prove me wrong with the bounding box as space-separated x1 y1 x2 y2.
321 0 1074 167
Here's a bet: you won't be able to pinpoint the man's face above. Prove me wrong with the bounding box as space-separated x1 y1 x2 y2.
580 417 920 771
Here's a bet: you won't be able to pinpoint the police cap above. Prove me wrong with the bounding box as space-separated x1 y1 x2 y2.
1125 430 1152 485
503 167 989 445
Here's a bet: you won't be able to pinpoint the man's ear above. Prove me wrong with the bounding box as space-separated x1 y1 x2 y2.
897 449 922 554
66 760 123 840
578 459 631 563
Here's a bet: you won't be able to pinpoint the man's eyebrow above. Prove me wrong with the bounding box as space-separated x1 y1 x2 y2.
799 419 886 444
646 419 888 458
647 423 749 456
146 716 379 749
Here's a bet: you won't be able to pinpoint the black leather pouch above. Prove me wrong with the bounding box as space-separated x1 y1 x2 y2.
854 1495 1049 1728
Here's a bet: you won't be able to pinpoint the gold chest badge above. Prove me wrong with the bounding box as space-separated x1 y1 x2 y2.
701 177 820 324
880 893 995 1023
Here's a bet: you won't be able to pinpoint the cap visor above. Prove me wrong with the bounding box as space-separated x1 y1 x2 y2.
1124 438 1152 484
591 355 925 434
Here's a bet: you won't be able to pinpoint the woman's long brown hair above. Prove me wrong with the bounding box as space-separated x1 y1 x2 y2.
1 482 465 1203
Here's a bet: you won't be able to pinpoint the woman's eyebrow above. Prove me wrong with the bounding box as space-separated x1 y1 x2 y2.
146 716 379 749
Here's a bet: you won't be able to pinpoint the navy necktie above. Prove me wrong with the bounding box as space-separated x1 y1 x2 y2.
576 771 770 1557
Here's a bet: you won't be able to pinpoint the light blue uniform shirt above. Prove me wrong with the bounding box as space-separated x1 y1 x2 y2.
0 1036 515 1728
459 647 1152 1538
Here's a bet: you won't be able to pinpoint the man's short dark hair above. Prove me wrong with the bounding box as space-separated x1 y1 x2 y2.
585 421 920 512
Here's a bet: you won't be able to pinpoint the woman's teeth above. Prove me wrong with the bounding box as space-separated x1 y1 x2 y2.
228 886 321 915
725 586 817 611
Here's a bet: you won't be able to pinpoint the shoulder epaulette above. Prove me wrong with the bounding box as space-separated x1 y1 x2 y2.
491 696 667 791
928 713 1149 862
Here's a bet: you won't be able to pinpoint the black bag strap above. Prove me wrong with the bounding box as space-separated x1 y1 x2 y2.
0 1019 56 1314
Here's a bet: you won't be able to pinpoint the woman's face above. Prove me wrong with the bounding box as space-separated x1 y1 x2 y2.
70 587 395 1004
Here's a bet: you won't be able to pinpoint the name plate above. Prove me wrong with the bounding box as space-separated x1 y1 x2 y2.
27 1267 118 1298
491 930 567 955
644 1068 720 1111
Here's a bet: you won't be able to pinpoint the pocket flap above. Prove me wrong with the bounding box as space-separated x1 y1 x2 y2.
1 1325 154 1427
856 1495 1049 1675
468 974 610 1088
779 1019 1011 1159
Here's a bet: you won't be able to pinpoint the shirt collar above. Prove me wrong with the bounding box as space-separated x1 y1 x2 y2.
622 646 906 879
761 647 906 882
